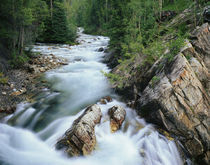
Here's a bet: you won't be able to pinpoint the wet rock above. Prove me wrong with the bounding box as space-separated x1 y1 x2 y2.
127 101 135 109
39 67 45 73
56 104 102 157
100 96 112 104
100 99 106 104
0 106 16 114
60 62 68 65
98 47 104 52
11 88 26 96
108 105 126 132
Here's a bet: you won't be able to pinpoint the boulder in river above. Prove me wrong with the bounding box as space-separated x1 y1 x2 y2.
56 104 102 157
98 47 104 52
100 96 113 104
108 105 126 132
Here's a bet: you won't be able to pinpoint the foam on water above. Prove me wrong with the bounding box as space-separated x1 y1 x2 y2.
0 28 183 165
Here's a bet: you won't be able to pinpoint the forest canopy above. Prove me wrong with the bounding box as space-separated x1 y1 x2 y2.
0 0 209 67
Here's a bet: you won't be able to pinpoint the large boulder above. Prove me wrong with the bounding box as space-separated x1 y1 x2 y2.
136 24 210 164
108 105 126 132
56 104 102 156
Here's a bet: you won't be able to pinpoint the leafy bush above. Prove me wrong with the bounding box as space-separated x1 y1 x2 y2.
165 36 185 62
102 71 124 89
151 75 160 88
143 41 165 65
0 72 8 84
10 51 29 68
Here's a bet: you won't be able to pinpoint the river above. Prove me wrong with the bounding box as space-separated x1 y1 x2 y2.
0 28 183 165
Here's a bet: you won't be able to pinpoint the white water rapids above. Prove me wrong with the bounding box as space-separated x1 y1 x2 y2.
0 28 183 165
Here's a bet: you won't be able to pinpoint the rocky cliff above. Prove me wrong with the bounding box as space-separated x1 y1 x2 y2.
111 23 210 164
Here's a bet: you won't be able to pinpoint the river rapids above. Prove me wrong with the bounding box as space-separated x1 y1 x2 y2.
0 28 183 165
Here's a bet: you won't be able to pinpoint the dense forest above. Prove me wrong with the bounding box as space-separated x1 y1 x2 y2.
0 0 76 67
0 0 209 68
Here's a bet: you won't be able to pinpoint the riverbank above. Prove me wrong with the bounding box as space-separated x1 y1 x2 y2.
0 50 68 118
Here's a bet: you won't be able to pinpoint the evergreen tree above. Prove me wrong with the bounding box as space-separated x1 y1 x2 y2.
0 0 48 66
40 0 76 43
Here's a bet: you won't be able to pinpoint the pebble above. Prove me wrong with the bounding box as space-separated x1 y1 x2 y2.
2 92 6 95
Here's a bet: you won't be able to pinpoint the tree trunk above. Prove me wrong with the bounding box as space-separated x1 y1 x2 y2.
106 0 108 23
20 27 24 55
50 0 53 18
159 0 163 20
12 0 16 52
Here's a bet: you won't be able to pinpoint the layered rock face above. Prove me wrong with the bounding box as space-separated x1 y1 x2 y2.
136 23 210 164
56 104 102 156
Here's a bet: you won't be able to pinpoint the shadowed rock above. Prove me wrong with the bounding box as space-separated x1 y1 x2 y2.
98 47 104 52
56 104 102 156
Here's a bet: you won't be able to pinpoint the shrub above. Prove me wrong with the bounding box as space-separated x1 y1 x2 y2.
0 72 8 84
151 75 160 88
165 36 185 62
10 51 29 68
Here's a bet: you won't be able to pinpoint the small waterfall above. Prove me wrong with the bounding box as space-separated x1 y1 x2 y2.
0 28 183 165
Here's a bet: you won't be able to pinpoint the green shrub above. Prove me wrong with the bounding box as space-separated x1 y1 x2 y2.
0 72 8 84
151 75 160 88
165 36 185 62
102 71 124 89
143 41 165 65
10 51 29 68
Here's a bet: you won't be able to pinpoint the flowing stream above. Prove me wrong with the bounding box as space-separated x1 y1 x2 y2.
0 28 183 165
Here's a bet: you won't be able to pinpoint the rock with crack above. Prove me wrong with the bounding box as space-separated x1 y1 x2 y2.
108 105 126 132
136 52 210 164
55 104 102 157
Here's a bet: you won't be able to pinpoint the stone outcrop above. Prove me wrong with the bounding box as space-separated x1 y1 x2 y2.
56 104 102 156
108 105 126 132
108 23 209 164
135 23 210 164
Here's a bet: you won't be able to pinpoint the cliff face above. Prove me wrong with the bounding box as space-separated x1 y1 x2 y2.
111 23 210 164
137 23 210 164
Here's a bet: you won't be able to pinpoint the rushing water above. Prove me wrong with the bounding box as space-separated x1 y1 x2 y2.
0 28 183 165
